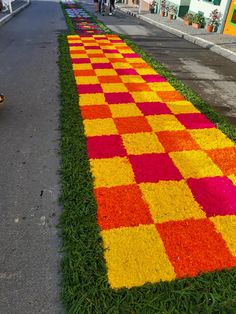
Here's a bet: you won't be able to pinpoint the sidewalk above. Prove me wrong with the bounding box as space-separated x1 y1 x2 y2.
0 0 30 26
117 3 236 63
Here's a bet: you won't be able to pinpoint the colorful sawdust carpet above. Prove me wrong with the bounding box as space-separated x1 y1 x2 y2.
65 6 104 35
67 24 236 290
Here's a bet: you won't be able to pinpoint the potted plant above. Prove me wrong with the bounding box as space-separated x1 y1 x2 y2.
168 5 177 20
207 9 221 32
184 12 193 26
149 0 156 13
192 12 205 29
160 0 166 17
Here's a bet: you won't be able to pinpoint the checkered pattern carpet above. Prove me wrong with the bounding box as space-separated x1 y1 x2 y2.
68 33 236 289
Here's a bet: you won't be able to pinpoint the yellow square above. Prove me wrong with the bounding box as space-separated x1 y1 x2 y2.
127 58 145 64
90 157 135 188
105 53 124 59
131 91 162 103
71 54 88 59
135 68 157 75
189 129 235 150
211 215 236 256
90 58 110 64
170 150 223 178
109 103 142 117
166 101 199 114
112 63 133 69
101 225 176 289
69 46 85 51
228 174 236 185
117 48 134 53
140 181 205 223
95 69 117 76
101 83 128 93
72 64 92 70
148 82 175 92
80 93 106 106
87 49 103 55
83 43 99 47
122 132 164 154
147 114 185 132
84 118 117 137
75 76 99 85
120 75 145 83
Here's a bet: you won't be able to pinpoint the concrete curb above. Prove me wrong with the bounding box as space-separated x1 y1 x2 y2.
0 2 30 27
118 7 236 63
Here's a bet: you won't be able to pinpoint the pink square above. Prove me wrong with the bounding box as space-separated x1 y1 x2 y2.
92 63 113 69
87 135 126 159
77 84 103 94
188 177 236 217
103 49 119 53
137 102 171 115
105 92 135 104
176 113 215 129
116 69 138 75
141 75 166 83
122 53 140 58
85 46 100 50
69 43 83 47
129 153 182 183
72 58 90 64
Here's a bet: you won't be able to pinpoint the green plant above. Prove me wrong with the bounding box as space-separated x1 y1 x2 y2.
168 4 177 15
192 12 205 26
184 12 193 22
208 9 221 27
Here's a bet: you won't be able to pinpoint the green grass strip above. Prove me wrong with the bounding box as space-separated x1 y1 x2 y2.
58 6 236 313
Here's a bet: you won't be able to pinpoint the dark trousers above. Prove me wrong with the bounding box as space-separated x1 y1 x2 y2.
109 0 115 13
98 0 105 13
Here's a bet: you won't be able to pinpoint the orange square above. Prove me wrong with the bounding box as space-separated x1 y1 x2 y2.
96 185 153 230
207 147 236 175
70 50 86 55
74 69 96 77
114 117 152 134
125 83 151 92
98 76 122 84
87 53 106 58
132 63 150 69
80 105 112 120
157 130 200 152
158 91 185 102
157 219 236 278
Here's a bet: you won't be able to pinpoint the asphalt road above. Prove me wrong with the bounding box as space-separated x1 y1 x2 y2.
83 0 236 126
0 0 66 313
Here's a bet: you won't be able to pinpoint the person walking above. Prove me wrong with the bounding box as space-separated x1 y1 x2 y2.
98 0 105 15
109 0 115 15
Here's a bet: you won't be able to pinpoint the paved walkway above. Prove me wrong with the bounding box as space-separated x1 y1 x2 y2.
0 0 65 312
117 4 236 63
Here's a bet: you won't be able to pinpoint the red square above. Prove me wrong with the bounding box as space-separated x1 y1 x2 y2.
80 105 112 120
157 219 236 278
77 84 103 94
129 153 182 183
72 58 91 64
187 177 236 217
105 92 135 104
96 185 153 230
92 63 113 69
137 102 171 115
176 113 215 129
87 135 126 159
114 116 152 134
